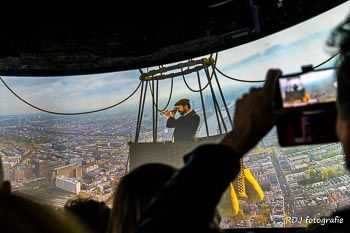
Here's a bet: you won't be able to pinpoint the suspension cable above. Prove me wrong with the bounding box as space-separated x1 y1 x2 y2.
182 67 215 92
204 67 227 134
0 76 142 115
212 66 233 128
141 64 175 113
215 67 264 83
152 79 156 142
155 79 159 142
313 53 339 69
215 53 339 83
197 71 209 137
182 53 218 92
135 81 148 142
148 77 174 112
135 81 145 142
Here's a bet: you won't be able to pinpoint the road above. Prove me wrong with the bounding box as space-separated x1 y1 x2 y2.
271 147 295 217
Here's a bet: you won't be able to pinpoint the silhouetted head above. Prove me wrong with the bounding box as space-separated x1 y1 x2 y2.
0 188 89 233
65 198 111 233
175 98 191 115
331 15 350 169
109 163 177 233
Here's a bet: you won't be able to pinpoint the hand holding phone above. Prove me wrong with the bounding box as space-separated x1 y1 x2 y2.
274 68 338 147
222 69 281 155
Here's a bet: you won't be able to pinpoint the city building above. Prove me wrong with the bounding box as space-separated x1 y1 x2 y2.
55 176 81 194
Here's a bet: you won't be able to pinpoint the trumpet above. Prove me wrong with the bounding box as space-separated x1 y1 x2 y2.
170 108 178 114
161 108 177 115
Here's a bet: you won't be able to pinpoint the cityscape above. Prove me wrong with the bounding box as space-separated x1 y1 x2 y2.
220 129 348 228
1 107 350 228
1 3 349 229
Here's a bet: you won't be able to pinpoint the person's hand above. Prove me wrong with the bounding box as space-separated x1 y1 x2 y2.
162 110 174 119
222 69 282 155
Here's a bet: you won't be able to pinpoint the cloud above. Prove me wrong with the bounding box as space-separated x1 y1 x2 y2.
0 70 141 114
215 2 349 71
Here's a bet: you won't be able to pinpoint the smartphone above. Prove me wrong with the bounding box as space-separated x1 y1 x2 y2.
274 68 338 147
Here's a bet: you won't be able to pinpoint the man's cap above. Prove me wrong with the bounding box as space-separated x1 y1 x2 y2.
175 98 190 106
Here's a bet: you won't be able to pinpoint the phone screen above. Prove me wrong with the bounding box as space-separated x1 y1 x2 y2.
279 69 337 108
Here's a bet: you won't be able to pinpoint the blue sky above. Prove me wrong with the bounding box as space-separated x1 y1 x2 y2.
0 2 349 116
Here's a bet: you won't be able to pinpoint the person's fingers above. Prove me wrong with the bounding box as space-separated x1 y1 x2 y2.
249 87 261 93
235 98 243 108
264 69 282 102
242 93 249 99
236 86 262 105
264 69 282 91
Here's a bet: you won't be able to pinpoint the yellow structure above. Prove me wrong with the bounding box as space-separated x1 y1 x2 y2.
230 159 265 216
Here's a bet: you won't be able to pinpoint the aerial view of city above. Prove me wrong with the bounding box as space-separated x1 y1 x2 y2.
0 109 349 228
1 3 350 229
0 113 133 206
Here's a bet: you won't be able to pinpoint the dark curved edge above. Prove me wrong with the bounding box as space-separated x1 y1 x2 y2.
0 1 347 77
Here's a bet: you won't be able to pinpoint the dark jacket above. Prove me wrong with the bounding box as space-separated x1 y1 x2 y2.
135 144 241 233
166 110 200 142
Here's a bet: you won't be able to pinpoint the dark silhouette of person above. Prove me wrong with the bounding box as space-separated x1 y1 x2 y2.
108 163 177 233
293 83 298 92
163 98 200 142
64 198 111 233
0 181 89 233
